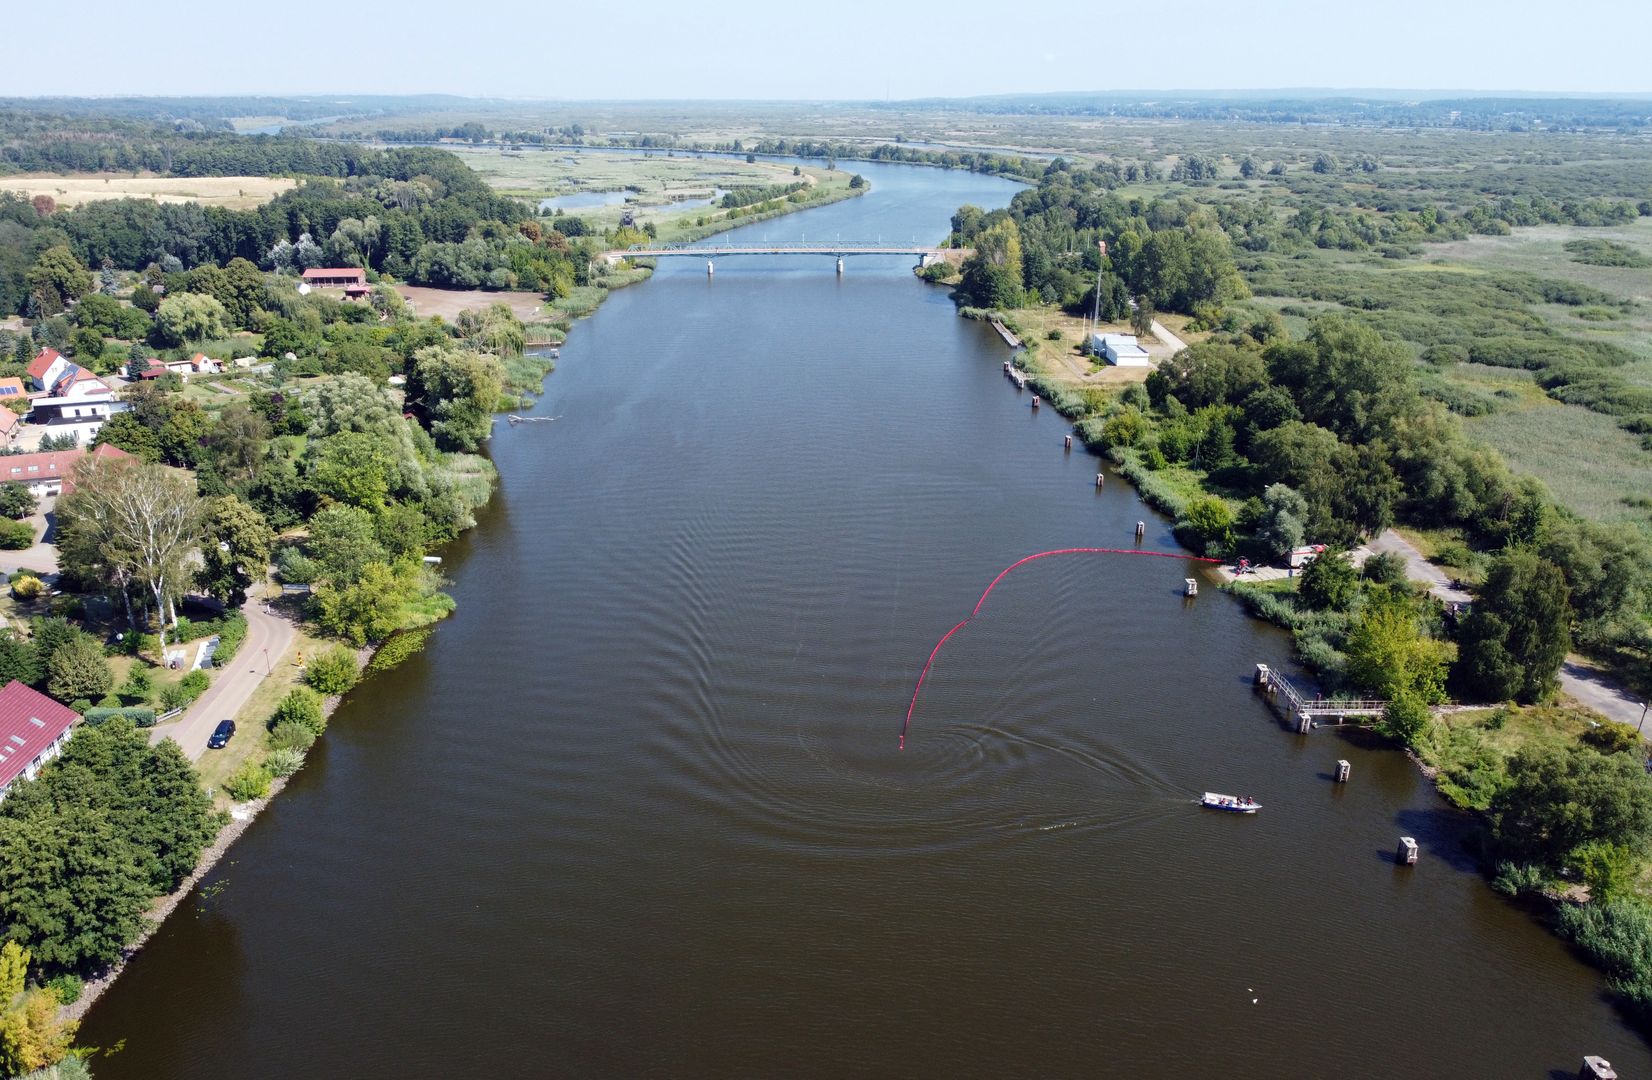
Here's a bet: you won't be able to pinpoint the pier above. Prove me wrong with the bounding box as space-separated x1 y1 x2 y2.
1253 664 1387 733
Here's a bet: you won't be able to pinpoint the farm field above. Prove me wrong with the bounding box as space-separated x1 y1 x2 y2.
392 285 549 322
0 173 295 209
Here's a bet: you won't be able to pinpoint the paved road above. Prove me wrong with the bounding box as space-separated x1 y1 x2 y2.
1370 529 1648 727
150 598 295 761
1358 529 1472 604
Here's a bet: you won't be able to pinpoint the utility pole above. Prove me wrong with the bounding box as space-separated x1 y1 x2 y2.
263 648 271 677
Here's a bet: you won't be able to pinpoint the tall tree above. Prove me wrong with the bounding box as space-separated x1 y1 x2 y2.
1458 548 1571 703
23 246 91 317
197 494 274 605
55 458 201 647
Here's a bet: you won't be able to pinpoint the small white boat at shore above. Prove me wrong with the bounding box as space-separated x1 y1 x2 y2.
1202 792 1261 814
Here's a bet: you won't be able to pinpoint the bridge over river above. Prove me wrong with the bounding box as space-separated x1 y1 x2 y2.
602 242 969 273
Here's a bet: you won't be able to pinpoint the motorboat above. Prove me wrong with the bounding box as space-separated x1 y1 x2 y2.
1202 792 1261 813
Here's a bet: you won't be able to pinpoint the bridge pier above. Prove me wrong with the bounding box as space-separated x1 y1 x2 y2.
836 257 844 275
706 260 714 277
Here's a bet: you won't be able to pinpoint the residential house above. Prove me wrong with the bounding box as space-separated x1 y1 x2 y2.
0 443 131 497
0 409 19 449
0 680 81 801
191 353 222 374
25 347 72 392
302 268 367 289
29 365 121 445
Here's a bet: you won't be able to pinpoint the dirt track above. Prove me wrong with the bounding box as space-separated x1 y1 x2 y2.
392 285 548 322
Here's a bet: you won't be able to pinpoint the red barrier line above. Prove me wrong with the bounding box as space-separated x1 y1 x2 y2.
900 547 1222 749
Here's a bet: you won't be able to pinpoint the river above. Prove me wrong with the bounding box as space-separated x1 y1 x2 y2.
82 160 1651 1077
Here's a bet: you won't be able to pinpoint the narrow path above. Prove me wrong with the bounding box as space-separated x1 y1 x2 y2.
1370 529 1646 728
149 597 295 761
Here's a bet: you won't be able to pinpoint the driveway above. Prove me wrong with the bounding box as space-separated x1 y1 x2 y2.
1357 529 1471 604
150 598 295 761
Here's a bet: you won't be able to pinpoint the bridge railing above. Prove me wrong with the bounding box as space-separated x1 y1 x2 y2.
1261 667 1386 717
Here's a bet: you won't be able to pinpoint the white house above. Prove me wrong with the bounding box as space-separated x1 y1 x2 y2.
1089 333 1151 368
0 680 81 802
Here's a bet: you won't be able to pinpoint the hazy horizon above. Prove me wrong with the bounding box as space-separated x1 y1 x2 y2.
13 0 1651 100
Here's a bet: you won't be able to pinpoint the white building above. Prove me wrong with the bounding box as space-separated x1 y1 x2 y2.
1089 332 1151 367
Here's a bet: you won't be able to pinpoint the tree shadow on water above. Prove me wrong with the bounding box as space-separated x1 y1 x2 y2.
1390 806 1483 873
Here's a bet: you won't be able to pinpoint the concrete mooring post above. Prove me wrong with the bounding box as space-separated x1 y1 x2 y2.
1096 473 1105 488
1031 395 1040 409
1397 837 1419 865
1580 1055 1618 1079
1135 521 1146 541
1254 663 1270 688
1184 578 1198 597
1296 710 1312 735
1064 434 1072 450
1335 759 1352 783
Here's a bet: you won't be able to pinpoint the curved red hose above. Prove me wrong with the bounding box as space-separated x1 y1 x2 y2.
899 547 1222 749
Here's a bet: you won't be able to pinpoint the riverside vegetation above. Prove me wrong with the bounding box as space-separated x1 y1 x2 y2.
0 114 844 1073
933 150 1652 1029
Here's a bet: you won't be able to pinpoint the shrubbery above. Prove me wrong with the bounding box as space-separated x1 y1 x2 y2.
221 761 270 802
303 647 359 696
270 687 325 737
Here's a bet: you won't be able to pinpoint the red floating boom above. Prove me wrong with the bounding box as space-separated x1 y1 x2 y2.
899 547 1221 749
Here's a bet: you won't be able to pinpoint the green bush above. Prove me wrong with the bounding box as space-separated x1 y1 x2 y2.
0 518 34 549
157 682 191 712
44 972 82 1006
119 665 153 703
365 626 433 677
82 706 157 728
222 761 271 802
179 669 210 698
303 646 359 696
268 720 317 752
264 747 306 778
214 613 247 662
1490 861 1548 898
270 686 326 737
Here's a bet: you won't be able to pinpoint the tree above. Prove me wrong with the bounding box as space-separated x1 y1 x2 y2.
153 292 229 346
1298 549 1358 611
1489 745 1652 868
306 505 385 585
1129 295 1154 337
54 457 202 647
0 634 40 691
46 636 111 705
1255 484 1308 560
308 432 396 510
0 486 36 521
0 799 150 973
1378 689 1432 747
407 345 505 452
23 247 91 317
1175 495 1234 555
313 560 419 645
1343 592 1452 702
1458 548 1571 703
197 494 274 605
0 941 77 1076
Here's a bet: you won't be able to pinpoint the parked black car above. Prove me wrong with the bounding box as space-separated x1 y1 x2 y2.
207 719 236 749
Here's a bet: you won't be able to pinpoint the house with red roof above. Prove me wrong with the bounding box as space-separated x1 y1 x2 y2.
0 680 80 800
302 268 367 288
23 349 122 445
25 348 71 392
0 408 19 449
0 444 131 497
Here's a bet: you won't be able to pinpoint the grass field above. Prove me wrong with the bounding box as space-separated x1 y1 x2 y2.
1467 402 1652 527
450 145 794 199
0 174 295 209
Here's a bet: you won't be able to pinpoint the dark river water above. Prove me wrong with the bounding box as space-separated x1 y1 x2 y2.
83 161 1651 1078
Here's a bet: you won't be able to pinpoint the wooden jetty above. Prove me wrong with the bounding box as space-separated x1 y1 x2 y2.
989 319 1023 349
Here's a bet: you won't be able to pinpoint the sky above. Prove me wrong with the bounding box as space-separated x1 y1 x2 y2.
9 0 1652 99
